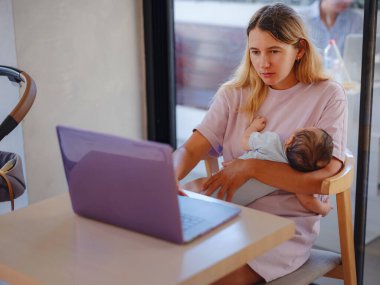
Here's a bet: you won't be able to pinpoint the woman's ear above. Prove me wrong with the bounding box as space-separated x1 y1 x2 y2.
296 39 307 60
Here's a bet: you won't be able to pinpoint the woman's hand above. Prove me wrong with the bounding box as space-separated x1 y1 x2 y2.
175 177 188 196
203 159 252 201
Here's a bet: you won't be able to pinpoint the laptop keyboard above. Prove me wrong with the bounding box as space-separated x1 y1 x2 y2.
181 213 205 231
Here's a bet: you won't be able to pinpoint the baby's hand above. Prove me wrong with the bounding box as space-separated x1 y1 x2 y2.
242 116 267 150
250 116 266 132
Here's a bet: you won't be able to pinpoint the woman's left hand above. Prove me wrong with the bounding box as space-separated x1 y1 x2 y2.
203 159 252 201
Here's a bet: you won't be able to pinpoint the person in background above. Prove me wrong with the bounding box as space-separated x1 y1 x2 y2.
301 0 363 55
174 3 346 284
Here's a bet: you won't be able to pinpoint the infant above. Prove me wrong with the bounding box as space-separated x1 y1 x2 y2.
239 116 333 216
184 116 333 216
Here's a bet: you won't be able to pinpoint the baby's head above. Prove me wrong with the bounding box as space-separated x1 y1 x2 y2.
285 128 333 172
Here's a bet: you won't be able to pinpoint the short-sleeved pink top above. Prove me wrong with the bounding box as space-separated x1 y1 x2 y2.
196 80 347 281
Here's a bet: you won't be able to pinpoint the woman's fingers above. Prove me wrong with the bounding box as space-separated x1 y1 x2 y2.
178 189 188 196
203 172 218 190
225 187 239 202
202 159 252 201
202 164 247 201
216 183 229 200
203 172 222 195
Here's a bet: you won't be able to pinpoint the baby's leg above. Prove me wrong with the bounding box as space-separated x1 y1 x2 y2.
296 194 333 217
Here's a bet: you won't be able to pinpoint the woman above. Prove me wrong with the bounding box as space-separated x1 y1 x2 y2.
173 3 347 284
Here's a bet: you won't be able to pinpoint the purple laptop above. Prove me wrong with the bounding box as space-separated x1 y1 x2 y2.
56 125 240 244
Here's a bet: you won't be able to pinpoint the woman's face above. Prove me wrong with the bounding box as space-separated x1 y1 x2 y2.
248 28 302 90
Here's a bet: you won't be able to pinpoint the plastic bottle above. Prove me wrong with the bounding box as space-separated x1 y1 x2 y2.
323 39 343 82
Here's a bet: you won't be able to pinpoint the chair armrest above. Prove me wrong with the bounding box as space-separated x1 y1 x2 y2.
320 152 355 195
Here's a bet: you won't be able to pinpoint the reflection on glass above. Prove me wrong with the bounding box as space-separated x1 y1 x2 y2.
174 1 264 181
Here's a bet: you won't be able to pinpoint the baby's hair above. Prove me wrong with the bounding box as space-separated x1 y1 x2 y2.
286 128 333 172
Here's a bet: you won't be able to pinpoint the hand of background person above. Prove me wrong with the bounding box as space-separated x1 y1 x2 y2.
202 159 251 201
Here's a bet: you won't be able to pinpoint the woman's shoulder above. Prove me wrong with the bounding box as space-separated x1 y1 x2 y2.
306 80 346 101
214 85 251 103
217 85 250 95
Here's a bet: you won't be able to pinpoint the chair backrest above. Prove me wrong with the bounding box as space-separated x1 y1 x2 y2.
202 152 356 284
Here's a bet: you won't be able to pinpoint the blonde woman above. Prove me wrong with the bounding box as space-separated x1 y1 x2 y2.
173 3 347 284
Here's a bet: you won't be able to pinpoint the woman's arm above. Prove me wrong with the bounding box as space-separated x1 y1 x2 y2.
203 157 342 201
173 131 213 181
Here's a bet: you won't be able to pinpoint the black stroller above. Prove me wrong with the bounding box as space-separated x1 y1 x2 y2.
0 65 36 211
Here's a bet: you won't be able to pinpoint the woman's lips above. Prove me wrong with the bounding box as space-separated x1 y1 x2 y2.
261 72 274 78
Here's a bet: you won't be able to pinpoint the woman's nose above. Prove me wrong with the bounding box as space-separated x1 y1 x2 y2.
260 55 270 69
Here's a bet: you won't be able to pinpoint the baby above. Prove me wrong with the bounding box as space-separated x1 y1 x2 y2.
238 116 333 216
184 116 333 216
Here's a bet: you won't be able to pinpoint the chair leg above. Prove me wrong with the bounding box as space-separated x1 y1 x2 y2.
336 190 357 285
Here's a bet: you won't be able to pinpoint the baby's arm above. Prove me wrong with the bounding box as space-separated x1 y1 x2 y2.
296 194 333 216
242 116 266 151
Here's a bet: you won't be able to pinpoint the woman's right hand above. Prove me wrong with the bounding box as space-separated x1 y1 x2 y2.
203 159 253 202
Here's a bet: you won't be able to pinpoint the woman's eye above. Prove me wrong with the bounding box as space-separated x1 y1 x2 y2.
251 50 260 55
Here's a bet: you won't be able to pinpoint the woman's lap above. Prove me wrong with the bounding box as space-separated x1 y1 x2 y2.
246 191 321 282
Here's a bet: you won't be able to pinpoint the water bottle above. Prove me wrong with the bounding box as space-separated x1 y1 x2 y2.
323 39 343 82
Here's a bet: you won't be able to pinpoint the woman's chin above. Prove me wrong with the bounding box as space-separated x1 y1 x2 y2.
260 77 275 86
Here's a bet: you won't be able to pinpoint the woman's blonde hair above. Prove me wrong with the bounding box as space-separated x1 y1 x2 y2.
221 3 328 116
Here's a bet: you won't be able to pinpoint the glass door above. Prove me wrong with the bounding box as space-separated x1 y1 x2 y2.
173 1 379 283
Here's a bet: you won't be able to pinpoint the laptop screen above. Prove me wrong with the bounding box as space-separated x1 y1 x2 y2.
56 125 240 244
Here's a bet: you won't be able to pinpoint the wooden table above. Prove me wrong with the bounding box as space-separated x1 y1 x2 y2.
0 192 295 285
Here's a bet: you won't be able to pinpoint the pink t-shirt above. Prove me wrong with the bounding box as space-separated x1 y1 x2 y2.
197 80 346 162
196 80 347 281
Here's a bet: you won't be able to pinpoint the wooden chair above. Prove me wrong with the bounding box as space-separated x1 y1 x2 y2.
197 152 356 285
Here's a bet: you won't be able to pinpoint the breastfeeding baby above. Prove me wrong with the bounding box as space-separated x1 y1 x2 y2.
184 116 333 216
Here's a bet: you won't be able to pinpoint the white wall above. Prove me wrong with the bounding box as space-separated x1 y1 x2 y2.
11 0 146 203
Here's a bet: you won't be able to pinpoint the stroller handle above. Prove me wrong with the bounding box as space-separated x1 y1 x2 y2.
0 65 37 142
